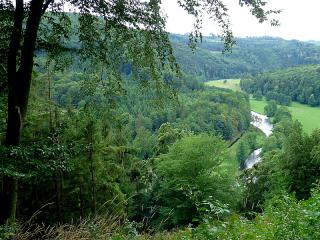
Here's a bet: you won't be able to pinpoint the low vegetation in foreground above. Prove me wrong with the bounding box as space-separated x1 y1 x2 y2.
3 187 320 239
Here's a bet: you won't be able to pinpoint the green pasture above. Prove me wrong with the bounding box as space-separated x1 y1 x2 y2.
205 79 241 92
250 98 320 134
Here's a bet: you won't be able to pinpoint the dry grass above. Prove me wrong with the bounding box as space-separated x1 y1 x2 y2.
4 197 177 240
13 214 122 240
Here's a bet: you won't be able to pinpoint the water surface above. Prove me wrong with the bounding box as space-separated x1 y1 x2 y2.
244 111 273 169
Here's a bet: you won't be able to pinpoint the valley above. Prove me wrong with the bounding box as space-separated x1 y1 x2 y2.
1 2 320 239
206 79 320 133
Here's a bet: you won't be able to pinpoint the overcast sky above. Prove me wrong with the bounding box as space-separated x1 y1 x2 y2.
161 0 320 41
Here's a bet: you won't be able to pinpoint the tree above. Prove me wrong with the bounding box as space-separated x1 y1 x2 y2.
264 100 277 117
273 106 292 124
154 123 189 155
133 127 156 159
236 141 250 168
308 94 317 106
282 123 320 200
154 134 238 228
0 0 276 222
253 90 263 100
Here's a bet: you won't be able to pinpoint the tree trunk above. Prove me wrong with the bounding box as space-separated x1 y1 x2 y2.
1 0 45 223
55 171 62 222
0 0 24 224
79 176 84 218
89 143 96 215
87 121 96 215
0 177 18 223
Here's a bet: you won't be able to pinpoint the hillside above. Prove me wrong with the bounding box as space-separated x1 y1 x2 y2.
240 64 320 106
171 34 320 80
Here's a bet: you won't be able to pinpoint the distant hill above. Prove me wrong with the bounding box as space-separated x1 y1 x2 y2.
307 40 320 46
170 34 320 80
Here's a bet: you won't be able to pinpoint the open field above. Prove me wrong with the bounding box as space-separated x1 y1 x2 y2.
250 98 320 134
207 79 320 134
205 79 241 92
250 99 266 114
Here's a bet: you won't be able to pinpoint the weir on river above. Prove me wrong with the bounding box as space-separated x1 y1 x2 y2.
244 111 273 169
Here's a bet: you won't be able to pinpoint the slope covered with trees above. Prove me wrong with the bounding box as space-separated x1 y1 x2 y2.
241 65 320 106
171 34 320 80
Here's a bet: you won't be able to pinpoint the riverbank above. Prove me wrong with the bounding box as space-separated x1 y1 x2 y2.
229 126 266 164
250 98 320 134
206 79 320 134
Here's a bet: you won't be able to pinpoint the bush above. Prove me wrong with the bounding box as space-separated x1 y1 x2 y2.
153 134 239 228
264 100 277 117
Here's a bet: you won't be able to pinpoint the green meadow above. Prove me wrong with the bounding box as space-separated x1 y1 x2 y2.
250 98 320 134
205 79 241 92
207 79 320 134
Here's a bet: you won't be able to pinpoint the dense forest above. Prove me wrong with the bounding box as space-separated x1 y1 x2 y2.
1 0 320 239
171 34 320 80
240 65 320 106
1 42 253 223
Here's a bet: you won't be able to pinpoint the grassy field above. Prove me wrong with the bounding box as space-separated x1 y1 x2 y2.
207 79 320 134
205 79 241 92
250 98 320 134
250 99 266 114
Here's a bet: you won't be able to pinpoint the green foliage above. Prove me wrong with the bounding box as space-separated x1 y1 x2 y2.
154 187 319 240
154 123 190 155
264 100 277 117
3 56 252 223
239 108 293 212
265 91 292 106
236 141 250 168
241 149 288 213
281 123 320 199
0 223 16 240
4 187 320 239
177 89 251 141
154 134 239 228
173 35 320 81
242 113 320 215
308 94 317 106
0 141 75 181
4 0 319 236
253 90 263 100
133 127 156 159
3 0 319 237
273 106 292 124
235 130 262 168
241 65 320 107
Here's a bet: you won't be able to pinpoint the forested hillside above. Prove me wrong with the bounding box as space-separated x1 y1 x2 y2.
240 65 320 106
1 63 251 226
0 8 253 234
171 34 320 80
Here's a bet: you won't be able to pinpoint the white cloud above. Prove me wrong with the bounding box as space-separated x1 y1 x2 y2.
161 0 320 41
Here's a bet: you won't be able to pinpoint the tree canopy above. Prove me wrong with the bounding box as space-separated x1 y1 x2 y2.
0 0 277 225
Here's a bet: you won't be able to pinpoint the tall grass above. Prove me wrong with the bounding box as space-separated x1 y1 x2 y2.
13 214 121 240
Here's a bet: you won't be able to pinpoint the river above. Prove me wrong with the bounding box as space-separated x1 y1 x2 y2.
244 111 273 169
